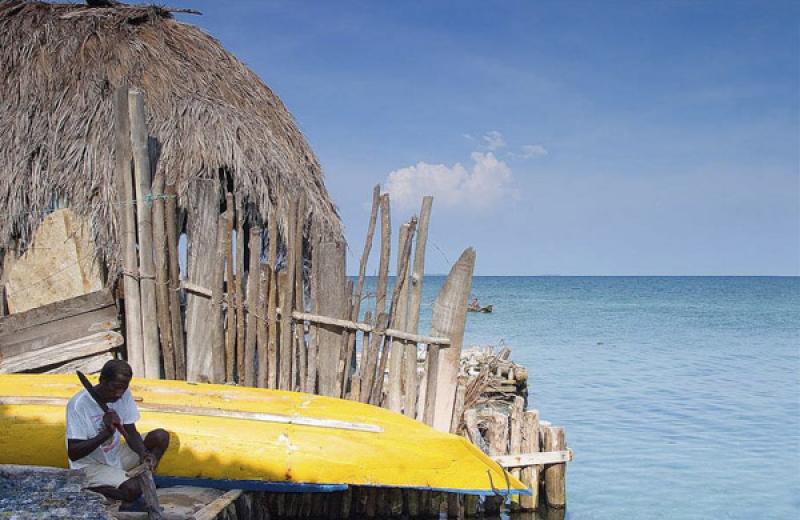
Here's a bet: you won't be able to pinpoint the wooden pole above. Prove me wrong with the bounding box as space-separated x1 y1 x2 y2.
244 226 262 387
425 248 475 431
113 86 143 377
151 170 175 379
223 193 236 383
265 211 279 389
449 375 468 434
409 196 432 420
364 313 388 404
544 425 567 508
509 395 525 512
294 198 306 392
374 194 391 318
343 185 380 394
209 211 228 383
315 235 347 397
235 206 246 383
520 409 541 510
128 90 160 379
335 279 354 397
256 262 269 388
280 199 297 390
387 223 411 413
305 222 320 394
164 183 185 380
278 269 293 390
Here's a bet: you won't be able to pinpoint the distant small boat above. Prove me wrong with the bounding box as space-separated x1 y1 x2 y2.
468 304 493 313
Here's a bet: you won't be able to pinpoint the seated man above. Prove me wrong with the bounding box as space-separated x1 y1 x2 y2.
66 359 169 510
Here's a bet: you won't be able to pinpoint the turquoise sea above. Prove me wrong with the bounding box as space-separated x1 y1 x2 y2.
362 276 800 519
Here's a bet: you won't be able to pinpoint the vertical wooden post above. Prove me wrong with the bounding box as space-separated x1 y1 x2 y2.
113 86 143 377
210 211 228 383
388 223 411 413
449 376 468 434
128 89 160 379
364 313 388 404
164 183 185 380
305 223 320 393
409 196 433 420
520 409 540 510
425 248 475 431
343 185 380 394
256 263 269 388
335 280 354 397
315 234 347 397
374 194 391 317
265 212 279 389
544 426 567 508
235 206 246 383
279 199 297 390
150 174 175 379
509 396 525 512
244 226 262 387
278 269 293 390
294 198 306 392
223 193 236 383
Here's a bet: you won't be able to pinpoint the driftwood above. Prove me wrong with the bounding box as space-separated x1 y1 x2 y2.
0 332 123 373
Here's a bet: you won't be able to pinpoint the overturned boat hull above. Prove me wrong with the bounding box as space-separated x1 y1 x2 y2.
0 374 526 495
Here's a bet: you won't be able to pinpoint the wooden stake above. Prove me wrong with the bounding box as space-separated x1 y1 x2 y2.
315 235 347 397
344 185 380 395
364 313 388 404
151 169 174 379
425 248 475 431
334 280 354 397
164 183 185 380
294 198 306 392
520 409 540 510
278 269 293 390
509 395 525 512
244 226 262 387
128 90 160 379
256 262 269 388
388 223 411 413
305 223 320 394
223 193 236 383
544 425 567 508
449 375 468 434
235 204 246 384
374 194 391 318
265 211 279 389
409 196 432 420
280 199 297 391
113 86 143 377
209 211 228 383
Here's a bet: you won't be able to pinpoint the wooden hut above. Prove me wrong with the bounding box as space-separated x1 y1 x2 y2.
0 1 343 383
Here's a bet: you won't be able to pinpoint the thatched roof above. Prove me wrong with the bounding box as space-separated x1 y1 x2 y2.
0 1 341 272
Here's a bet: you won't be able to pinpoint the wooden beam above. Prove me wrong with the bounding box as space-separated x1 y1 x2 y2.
288 311 449 346
210 211 229 384
128 89 160 379
388 222 412 413
151 169 175 380
244 226 262 387
408 196 432 420
113 86 143 376
193 490 244 520
0 332 123 373
223 193 236 383
164 183 186 380
315 236 347 397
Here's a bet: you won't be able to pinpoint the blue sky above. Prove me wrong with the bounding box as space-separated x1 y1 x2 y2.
172 1 798 276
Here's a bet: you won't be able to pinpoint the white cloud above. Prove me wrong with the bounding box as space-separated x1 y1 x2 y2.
482 131 506 151
385 152 513 211
520 144 548 158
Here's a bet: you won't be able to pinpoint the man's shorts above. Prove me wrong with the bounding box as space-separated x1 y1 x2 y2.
81 443 141 489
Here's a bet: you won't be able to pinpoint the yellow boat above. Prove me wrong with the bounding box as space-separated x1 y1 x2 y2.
0 374 527 496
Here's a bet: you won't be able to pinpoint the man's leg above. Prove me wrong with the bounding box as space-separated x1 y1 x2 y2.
143 428 170 467
87 481 140 503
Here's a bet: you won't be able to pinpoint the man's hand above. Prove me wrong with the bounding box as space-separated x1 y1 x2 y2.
102 410 121 433
141 451 158 470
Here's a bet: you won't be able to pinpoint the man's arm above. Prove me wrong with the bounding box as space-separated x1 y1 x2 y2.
67 427 114 461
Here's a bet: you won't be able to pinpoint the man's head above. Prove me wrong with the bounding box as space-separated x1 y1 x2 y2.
96 359 133 403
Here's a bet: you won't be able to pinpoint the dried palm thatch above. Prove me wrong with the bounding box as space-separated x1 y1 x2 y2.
0 1 341 276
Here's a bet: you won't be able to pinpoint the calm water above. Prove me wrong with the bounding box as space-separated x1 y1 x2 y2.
361 276 800 519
